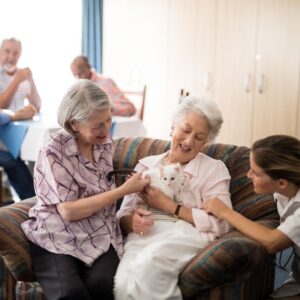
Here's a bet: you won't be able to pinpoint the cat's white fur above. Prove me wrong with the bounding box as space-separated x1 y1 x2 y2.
143 163 185 203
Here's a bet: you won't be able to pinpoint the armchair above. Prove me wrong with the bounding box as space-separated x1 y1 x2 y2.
0 137 279 300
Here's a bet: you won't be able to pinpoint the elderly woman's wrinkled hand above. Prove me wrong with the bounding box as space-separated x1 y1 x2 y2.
142 185 172 211
132 208 153 235
122 172 150 195
204 197 230 219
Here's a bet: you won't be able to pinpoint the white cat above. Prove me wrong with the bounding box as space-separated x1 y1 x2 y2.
143 163 185 203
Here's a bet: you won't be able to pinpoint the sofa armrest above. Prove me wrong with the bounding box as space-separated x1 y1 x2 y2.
0 197 37 281
179 224 276 299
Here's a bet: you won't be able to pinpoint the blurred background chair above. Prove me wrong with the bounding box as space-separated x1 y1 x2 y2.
123 85 147 121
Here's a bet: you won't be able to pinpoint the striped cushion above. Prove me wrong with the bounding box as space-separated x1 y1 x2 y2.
0 197 37 281
179 226 276 299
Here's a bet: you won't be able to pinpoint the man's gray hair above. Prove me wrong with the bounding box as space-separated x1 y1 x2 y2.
172 96 223 142
57 79 111 134
0 37 22 51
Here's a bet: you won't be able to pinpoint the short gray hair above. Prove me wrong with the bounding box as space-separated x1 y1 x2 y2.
172 96 223 142
57 79 111 134
0 37 22 51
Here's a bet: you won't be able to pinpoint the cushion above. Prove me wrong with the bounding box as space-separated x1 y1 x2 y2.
179 228 277 299
0 197 37 281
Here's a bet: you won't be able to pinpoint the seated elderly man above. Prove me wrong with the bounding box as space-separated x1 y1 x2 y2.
0 37 40 201
71 55 136 117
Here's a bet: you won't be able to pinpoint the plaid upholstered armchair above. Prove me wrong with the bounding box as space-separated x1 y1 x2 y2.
0 137 279 300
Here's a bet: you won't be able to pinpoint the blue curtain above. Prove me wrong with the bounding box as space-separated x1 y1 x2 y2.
82 0 103 72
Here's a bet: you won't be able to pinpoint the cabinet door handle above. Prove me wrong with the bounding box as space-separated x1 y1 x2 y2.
203 72 211 91
244 73 251 93
258 74 265 93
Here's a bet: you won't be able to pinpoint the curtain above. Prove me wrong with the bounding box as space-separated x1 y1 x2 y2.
82 0 103 72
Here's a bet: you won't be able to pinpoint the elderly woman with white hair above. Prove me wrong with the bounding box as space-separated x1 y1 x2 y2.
21 80 149 300
114 96 232 300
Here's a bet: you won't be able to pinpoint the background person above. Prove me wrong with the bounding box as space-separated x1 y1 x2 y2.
71 55 136 117
0 37 41 111
22 80 149 300
114 96 232 300
205 135 300 299
0 37 41 201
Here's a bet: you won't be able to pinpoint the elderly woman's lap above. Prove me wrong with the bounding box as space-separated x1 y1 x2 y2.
114 220 211 300
30 241 119 300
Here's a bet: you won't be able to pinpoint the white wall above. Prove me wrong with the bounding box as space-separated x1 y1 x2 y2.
103 0 173 139
102 0 217 140
0 0 82 117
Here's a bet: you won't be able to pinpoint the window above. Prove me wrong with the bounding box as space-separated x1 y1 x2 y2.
0 0 82 116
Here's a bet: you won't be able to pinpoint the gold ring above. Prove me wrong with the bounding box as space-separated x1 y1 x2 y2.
140 231 144 236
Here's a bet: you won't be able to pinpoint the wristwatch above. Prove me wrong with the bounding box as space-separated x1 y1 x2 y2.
174 204 182 218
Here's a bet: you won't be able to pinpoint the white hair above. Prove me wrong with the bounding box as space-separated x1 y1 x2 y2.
0 37 22 51
57 79 111 134
172 96 223 142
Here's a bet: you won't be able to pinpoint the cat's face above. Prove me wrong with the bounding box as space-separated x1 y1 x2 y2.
160 164 182 187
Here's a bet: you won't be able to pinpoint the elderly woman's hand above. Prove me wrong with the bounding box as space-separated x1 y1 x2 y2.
132 208 153 235
121 173 150 196
142 186 174 213
204 197 231 219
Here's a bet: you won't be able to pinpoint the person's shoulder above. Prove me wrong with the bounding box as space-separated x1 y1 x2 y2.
48 128 70 143
194 152 229 174
42 129 74 155
196 152 225 165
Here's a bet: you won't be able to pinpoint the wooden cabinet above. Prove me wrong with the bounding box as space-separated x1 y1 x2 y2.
214 0 300 146
252 0 300 142
165 0 217 105
213 0 259 146
103 0 300 142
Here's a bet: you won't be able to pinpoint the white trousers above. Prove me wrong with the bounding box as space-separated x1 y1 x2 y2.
114 220 213 300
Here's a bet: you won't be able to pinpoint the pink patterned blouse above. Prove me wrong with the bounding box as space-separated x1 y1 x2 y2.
22 129 123 265
90 70 136 117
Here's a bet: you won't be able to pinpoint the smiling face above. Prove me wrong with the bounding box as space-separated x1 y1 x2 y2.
247 152 278 195
71 108 112 147
169 111 210 164
0 40 21 73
